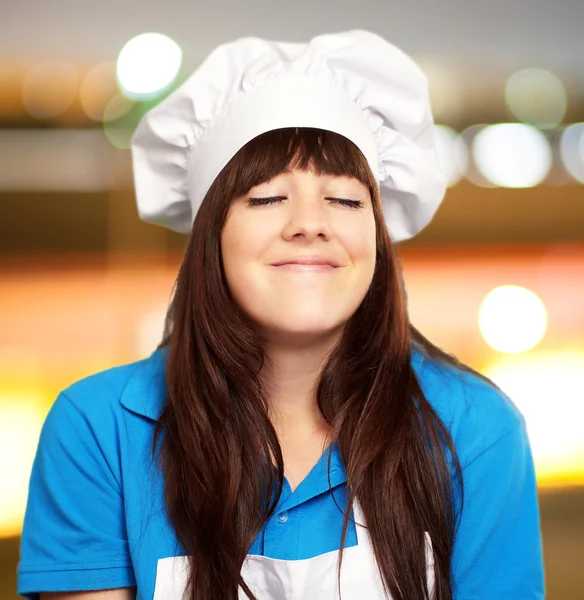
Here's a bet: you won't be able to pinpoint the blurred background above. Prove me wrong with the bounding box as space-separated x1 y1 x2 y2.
1 0 583 597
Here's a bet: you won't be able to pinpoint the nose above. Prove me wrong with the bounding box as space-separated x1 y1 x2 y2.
281 196 332 241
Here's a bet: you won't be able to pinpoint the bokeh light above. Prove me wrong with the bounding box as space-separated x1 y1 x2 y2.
79 61 119 122
559 123 584 183
0 393 45 538
459 125 497 187
22 60 79 119
485 351 584 481
479 285 548 354
433 125 468 187
117 33 182 100
103 92 135 123
103 123 135 150
102 93 137 149
473 123 552 187
505 68 567 129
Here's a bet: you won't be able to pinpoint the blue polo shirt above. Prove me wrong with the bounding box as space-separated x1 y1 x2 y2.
17 346 545 599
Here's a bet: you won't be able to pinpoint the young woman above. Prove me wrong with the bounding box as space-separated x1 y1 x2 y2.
18 31 545 600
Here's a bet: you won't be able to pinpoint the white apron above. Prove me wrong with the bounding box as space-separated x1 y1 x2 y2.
153 499 435 599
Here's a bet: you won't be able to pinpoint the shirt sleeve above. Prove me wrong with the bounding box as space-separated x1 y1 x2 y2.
17 391 136 599
451 416 546 599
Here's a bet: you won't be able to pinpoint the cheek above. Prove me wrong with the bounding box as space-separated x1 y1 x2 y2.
342 221 377 304
343 219 377 267
221 217 269 296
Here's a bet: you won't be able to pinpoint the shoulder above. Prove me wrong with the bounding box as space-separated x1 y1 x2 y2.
58 346 168 424
37 347 168 464
32 347 168 496
411 347 526 469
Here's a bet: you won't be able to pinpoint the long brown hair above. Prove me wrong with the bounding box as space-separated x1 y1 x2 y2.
152 127 496 599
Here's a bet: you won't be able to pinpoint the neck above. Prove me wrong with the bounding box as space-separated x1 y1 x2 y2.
259 330 340 440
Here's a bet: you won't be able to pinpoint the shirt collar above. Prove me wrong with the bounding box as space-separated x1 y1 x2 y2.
276 439 348 512
119 346 168 421
119 345 426 508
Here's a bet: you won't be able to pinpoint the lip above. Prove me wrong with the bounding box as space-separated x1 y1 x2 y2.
270 263 337 272
270 256 341 268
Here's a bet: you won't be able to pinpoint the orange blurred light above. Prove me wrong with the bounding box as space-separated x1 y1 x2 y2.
79 61 119 122
22 59 79 119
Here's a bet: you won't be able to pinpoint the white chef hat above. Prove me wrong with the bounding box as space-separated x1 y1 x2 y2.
131 29 446 243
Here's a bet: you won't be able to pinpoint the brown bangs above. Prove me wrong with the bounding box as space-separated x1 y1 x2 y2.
221 127 377 200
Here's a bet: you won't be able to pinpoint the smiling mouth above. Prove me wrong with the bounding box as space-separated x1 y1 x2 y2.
269 264 339 272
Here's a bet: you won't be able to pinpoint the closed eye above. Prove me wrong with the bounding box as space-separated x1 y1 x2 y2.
248 196 364 209
247 196 287 206
326 197 364 209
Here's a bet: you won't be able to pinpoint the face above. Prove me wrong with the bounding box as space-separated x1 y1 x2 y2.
220 168 377 344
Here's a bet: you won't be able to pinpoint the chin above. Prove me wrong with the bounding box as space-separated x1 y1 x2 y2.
257 315 349 341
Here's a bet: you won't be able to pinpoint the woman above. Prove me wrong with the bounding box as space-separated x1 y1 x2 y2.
18 31 545 599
